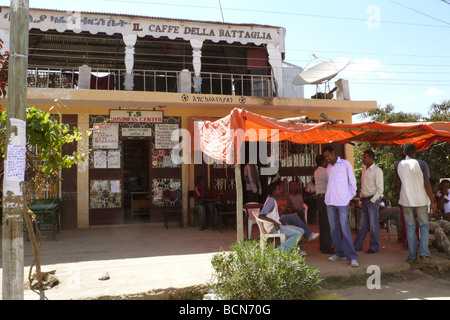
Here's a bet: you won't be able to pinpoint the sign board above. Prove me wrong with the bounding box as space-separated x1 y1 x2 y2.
122 127 152 137
109 110 163 123
154 124 179 149
93 123 119 149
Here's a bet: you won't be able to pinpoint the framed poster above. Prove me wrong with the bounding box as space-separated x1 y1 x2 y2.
92 123 119 149
154 124 179 149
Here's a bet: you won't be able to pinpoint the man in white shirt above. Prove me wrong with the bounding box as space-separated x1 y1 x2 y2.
323 146 359 267
354 150 384 253
258 182 305 253
314 155 334 254
394 143 436 263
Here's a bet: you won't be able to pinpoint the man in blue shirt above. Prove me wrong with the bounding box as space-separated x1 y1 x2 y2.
322 146 359 267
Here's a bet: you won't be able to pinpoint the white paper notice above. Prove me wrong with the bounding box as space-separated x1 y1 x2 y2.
107 151 121 169
93 150 107 168
110 180 120 193
9 118 26 145
6 144 26 182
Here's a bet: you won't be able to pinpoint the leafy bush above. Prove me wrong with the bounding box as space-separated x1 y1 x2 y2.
209 240 322 300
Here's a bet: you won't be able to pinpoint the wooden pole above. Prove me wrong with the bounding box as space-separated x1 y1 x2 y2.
2 0 29 300
235 163 244 241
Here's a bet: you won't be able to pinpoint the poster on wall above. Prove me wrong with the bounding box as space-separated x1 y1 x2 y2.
154 124 179 149
93 150 107 168
108 151 121 169
93 123 119 149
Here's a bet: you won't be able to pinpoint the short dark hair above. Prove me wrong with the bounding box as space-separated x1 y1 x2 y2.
363 149 375 160
315 155 325 166
267 182 280 195
322 146 334 154
403 143 416 157
441 179 450 187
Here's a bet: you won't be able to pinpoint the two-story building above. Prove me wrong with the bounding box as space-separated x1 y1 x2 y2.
0 7 376 230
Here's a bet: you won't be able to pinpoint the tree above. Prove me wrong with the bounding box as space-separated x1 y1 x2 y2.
354 102 450 204
0 105 88 290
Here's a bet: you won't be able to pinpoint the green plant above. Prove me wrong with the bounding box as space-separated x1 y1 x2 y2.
0 106 88 195
209 240 322 300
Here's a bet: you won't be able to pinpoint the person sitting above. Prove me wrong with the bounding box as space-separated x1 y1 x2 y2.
277 181 319 245
287 180 307 223
258 182 305 254
428 219 450 258
379 199 403 244
194 176 218 231
436 180 450 222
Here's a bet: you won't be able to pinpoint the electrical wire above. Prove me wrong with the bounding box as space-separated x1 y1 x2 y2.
388 0 450 26
99 0 450 29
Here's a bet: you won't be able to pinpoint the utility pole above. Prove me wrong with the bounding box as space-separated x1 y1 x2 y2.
2 0 29 300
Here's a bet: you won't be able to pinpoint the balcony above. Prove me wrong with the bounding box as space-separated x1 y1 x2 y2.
26 67 275 97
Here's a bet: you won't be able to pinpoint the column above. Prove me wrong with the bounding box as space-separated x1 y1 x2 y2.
123 33 137 91
190 39 203 93
267 42 284 98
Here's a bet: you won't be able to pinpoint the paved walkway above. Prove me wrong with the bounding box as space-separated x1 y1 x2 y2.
0 222 449 300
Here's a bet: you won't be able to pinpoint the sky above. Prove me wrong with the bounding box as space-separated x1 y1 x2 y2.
1 0 449 122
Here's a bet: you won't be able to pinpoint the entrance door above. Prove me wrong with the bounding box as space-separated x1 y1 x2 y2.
123 138 150 223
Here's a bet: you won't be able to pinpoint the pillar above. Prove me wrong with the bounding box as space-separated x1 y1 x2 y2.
123 33 137 91
190 39 203 93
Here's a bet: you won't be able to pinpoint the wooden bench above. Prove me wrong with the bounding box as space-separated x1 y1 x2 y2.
28 198 61 241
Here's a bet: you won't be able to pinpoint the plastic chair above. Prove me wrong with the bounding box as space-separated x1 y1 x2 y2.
246 207 260 240
303 203 308 225
252 211 286 250
243 202 262 240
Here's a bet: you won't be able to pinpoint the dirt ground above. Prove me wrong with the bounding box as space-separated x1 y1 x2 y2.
1 221 449 300
316 266 450 300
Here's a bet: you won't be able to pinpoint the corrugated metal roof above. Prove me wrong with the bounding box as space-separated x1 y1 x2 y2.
0 5 283 29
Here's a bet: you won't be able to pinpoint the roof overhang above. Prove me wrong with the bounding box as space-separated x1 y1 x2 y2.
22 88 377 114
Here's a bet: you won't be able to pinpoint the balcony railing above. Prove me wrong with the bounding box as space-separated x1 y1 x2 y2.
26 67 276 97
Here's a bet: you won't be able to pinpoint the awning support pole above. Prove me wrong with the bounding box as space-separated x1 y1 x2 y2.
235 163 244 241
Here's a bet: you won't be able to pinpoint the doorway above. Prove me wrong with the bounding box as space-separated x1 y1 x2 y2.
122 139 150 223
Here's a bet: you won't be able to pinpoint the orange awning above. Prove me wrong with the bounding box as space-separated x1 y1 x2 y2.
195 108 450 163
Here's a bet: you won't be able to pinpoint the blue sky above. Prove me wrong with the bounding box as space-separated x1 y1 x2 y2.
1 0 449 122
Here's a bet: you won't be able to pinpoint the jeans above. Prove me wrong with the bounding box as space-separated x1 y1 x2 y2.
354 198 381 252
403 206 430 259
327 205 358 260
195 201 218 228
280 213 311 238
317 196 333 252
270 225 304 252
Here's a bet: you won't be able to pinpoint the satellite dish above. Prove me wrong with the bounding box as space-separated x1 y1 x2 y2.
293 57 350 85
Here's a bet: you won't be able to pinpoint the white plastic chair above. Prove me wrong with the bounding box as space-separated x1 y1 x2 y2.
244 202 261 240
303 203 308 225
252 211 286 250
